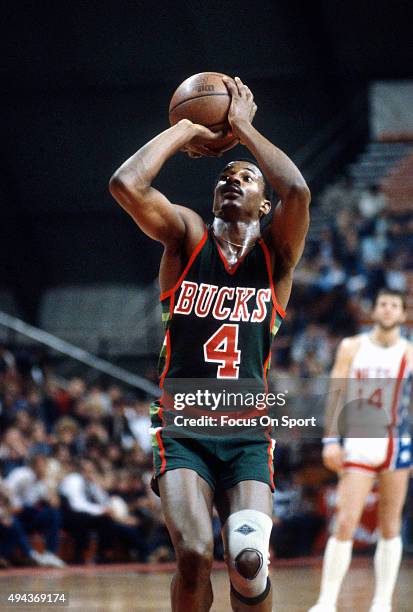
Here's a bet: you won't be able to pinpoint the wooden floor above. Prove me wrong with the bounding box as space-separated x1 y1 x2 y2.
0 560 412 611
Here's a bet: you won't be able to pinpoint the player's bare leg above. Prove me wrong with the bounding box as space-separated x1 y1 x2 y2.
216 480 274 612
158 469 215 612
309 471 375 611
369 468 410 612
334 471 376 540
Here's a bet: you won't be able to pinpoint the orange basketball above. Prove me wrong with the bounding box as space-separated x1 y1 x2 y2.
169 72 237 151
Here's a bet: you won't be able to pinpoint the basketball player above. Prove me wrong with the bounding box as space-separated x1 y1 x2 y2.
110 76 310 611
309 289 412 612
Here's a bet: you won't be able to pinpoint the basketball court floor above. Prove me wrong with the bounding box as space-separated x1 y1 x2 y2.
0 559 412 611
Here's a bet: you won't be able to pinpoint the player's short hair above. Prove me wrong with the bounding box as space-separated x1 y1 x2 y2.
215 158 273 201
374 288 406 310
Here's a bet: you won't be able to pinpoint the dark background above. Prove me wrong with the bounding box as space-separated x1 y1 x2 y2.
1 0 412 320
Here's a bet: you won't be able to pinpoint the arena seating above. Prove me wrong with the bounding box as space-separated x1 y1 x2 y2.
38 284 163 355
382 149 413 210
349 141 413 188
382 150 413 325
354 141 413 326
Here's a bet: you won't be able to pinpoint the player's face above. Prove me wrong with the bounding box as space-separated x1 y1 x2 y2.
212 162 270 221
372 295 406 330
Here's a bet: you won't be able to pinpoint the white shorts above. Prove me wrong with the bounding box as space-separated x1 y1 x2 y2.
343 436 412 474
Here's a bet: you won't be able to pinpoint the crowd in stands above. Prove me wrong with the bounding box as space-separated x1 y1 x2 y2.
1 178 413 567
272 178 413 375
0 351 171 567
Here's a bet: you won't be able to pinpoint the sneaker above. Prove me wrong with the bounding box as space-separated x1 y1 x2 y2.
29 550 50 566
29 550 66 568
308 605 337 612
41 551 66 568
369 604 391 612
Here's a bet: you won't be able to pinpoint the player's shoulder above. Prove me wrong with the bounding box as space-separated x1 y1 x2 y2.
170 205 206 253
339 333 364 348
337 334 363 358
174 204 203 225
175 205 205 233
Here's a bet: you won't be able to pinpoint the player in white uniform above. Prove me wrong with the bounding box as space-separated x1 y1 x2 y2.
309 289 413 612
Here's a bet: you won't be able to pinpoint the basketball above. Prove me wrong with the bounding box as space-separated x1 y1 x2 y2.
169 72 238 151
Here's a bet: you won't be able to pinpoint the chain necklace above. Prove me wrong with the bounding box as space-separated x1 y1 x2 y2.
218 235 244 248
213 229 256 250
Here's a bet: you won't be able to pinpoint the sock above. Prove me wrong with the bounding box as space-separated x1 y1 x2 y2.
372 536 402 607
317 537 353 606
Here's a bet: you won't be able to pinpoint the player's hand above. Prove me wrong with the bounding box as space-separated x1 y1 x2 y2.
223 76 257 139
322 442 344 473
179 120 224 158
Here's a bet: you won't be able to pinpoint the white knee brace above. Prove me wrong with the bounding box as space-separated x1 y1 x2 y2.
222 509 273 601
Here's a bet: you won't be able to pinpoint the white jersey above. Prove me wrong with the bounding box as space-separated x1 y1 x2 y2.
343 333 412 473
349 333 409 381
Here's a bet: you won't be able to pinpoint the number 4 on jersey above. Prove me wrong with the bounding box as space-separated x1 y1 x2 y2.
367 387 383 409
203 323 241 378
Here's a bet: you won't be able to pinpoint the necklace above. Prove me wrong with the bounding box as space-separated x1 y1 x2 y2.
218 236 244 248
212 228 256 249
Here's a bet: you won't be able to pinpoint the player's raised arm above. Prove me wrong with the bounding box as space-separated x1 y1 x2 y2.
109 120 221 245
223 76 311 269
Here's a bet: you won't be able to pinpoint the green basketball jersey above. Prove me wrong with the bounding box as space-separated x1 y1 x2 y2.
158 226 285 386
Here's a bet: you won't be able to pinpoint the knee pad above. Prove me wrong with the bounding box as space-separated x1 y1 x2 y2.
222 509 273 601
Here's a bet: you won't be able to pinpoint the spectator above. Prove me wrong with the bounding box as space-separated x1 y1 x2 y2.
29 420 52 456
131 473 173 562
384 253 408 292
0 485 56 567
122 399 152 454
0 427 29 477
291 324 331 372
339 230 363 277
360 232 387 268
358 184 387 219
53 377 86 419
4 454 65 567
53 416 80 454
387 204 413 252
271 470 324 558
0 381 22 427
320 176 359 213
316 260 346 293
14 410 32 441
60 458 146 563
317 228 334 267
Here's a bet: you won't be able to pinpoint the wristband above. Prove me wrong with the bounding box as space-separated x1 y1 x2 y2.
322 437 340 445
